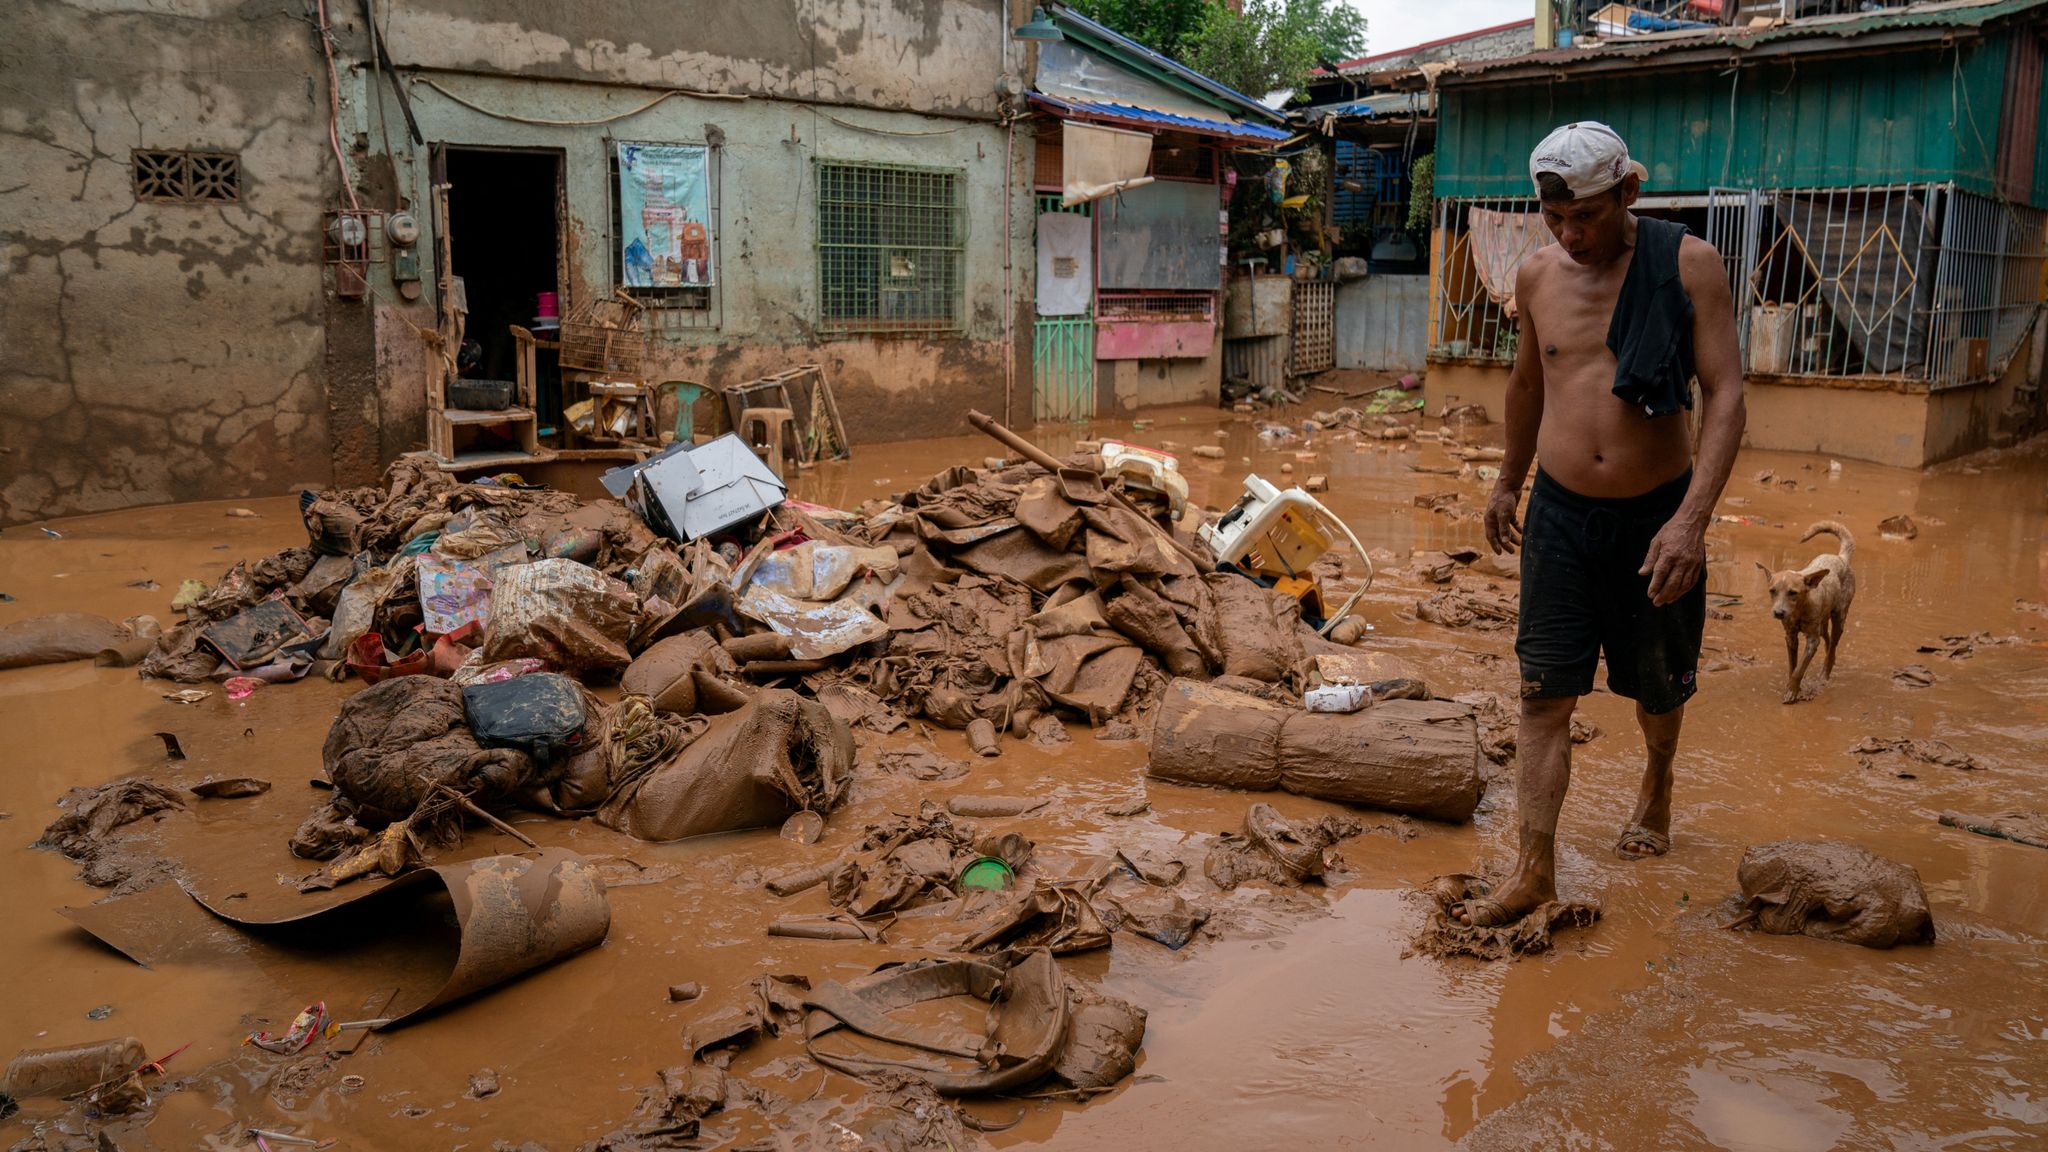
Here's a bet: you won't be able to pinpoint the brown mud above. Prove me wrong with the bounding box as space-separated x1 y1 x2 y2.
3 404 2047 1148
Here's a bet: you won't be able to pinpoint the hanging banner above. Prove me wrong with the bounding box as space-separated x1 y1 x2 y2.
618 143 714 287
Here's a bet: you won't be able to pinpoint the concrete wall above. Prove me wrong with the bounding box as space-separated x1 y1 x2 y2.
0 0 337 525
1106 350 1222 414
339 1 1034 448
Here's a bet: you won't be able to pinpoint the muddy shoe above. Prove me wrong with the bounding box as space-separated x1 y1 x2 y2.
1615 824 1671 861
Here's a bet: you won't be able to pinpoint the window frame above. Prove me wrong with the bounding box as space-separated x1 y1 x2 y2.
813 159 967 335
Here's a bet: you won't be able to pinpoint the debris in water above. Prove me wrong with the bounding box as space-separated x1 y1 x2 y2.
225 508 260 518
162 689 211 705
1878 514 1919 540
1891 664 1936 689
154 731 186 759
191 777 271 800
1937 810 2048 850
1729 840 1934 948
1413 874 1601 960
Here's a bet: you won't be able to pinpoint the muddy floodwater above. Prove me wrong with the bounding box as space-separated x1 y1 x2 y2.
4 402 2046 1150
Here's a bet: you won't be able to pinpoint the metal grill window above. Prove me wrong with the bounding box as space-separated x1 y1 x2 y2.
132 149 241 204
1430 195 1542 362
1708 183 2047 388
1097 292 1213 323
816 161 964 334
608 143 718 325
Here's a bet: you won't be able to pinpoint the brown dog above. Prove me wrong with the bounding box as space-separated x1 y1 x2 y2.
1759 522 1856 703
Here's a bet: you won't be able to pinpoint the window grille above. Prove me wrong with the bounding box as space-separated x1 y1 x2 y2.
132 150 241 204
1097 292 1214 323
1711 183 2046 388
1430 195 1543 362
608 142 718 326
816 161 964 334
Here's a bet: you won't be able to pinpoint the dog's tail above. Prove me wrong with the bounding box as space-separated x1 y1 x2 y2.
1800 520 1855 560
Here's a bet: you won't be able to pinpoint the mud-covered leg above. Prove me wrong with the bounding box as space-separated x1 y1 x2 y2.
1823 614 1844 679
1782 629 1802 703
1790 633 1820 701
1619 703 1681 859
1456 695 1575 926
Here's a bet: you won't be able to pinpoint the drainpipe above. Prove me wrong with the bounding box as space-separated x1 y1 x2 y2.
1004 115 1015 425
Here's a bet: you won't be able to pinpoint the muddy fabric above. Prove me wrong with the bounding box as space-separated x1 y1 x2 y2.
1733 840 1935 948
321 676 538 823
619 630 735 715
1205 573 1306 682
1098 888 1208 949
957 884 1112 954
1055 991 1149 1090
0 613 129 670
1938 810 2048 850
1850 736 1982 773
34 779 188 887
872 746 968 781
1457 691 1600 767
1417 588 1520 630
1149 679 1483 821
1204 803 1363 890
481 558 637 674
1103 575 1207 677
1415 875 1603 960
1008 588 1147 719
288 801 372 860
595 689 852 842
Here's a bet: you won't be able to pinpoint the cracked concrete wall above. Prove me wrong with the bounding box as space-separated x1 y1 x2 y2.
0 0 338 525
376 0 1012 120
349 9 1036 446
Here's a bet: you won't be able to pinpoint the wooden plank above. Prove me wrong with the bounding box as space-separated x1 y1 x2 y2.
443 406 536 425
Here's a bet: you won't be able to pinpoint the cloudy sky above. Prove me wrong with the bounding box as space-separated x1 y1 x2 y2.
1344 0 1531 60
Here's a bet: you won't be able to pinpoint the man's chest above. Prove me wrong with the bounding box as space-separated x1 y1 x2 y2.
1529 270 1627 365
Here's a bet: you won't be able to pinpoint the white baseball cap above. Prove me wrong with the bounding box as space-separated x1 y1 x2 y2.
1529 121 1648 199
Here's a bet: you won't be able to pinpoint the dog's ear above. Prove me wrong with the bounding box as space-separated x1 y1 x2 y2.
1803 567 1829 587
1753 561 1771 576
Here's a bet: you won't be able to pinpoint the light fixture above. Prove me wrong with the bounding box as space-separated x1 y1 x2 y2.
1013 5 1062 41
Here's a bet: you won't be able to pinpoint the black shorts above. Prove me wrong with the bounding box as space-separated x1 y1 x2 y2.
1515 468 1705 715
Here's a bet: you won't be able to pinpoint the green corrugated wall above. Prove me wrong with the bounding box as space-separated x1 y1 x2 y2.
1437 32 2019 201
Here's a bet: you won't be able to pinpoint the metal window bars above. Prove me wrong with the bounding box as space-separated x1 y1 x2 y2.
1709 183 2046 388
816 161 965 334
1096 292 1215 323
1430 195 1543 363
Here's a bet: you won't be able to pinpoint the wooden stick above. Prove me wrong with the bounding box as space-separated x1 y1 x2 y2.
439 785 539 849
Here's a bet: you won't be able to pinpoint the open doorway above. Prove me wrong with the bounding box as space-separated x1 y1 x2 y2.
444 146 563 423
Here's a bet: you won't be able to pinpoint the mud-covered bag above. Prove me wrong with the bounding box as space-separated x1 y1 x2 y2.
462 673 589 766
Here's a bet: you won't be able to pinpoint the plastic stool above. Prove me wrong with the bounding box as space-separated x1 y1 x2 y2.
739 406 800 478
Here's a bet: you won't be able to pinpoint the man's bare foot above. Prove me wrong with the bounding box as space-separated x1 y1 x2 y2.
1451 874 1551 927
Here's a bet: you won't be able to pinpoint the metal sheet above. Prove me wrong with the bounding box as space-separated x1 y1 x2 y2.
64 849 611 1028
1098 181 1223 291
1336 275 1428 372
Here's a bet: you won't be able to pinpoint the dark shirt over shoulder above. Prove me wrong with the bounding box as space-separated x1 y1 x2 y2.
1607 216 1695 418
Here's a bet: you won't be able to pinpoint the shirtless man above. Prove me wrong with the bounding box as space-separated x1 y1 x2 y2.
1455 122 1745 928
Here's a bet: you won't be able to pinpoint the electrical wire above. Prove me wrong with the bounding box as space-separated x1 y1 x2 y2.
314 0 360 211
414 77 742 126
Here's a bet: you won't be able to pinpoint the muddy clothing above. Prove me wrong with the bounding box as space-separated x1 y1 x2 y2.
1606 216 1695 418
1516 468 1704 714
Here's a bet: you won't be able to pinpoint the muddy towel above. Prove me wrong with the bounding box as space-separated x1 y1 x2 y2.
595 688 852 841
1732 840 1935 949
1148 678 1482 821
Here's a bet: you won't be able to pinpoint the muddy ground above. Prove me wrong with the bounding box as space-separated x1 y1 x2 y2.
3 400 2046 1150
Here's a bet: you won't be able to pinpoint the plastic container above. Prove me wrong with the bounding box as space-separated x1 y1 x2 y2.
959 857 1016 891
1304 683 1373 714
4 1037 146 1098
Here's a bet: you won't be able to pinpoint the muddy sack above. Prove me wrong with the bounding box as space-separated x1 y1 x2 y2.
595 688 852 841
322 676 537 822
481 558 636 674
1732 840 1935 949
620 630 736 715
0 612 129 670
462 673 589 766
1203 573 1306 682
1148 678 1482 821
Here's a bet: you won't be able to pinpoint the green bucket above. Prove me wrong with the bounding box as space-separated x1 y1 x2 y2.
959 857 1016 891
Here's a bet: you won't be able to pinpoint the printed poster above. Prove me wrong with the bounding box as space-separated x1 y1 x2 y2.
618 143 714 287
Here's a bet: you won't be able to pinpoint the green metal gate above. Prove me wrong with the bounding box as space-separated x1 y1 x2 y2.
1033 195 1094 422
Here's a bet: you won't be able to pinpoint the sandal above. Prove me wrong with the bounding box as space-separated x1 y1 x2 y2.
1451 896 1517 928
1615 824 1671 861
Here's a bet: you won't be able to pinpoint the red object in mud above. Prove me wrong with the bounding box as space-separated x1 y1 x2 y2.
348 632 429 684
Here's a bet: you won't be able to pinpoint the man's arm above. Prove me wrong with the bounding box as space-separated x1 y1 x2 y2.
1641 235 1748 605
1486 259 1546 555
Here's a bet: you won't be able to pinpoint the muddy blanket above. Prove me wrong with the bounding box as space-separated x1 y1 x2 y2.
1731 840 1935 948
34 779 188 889
595 689 852 841
1149 678 1482 821
321 676 539 823
1414 875 1602 960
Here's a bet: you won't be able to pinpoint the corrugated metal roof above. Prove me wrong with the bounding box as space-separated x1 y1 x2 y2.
1030 93 1294 141
1299 91 1437 122
1045 4 1289 125
1442 0 2048 83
